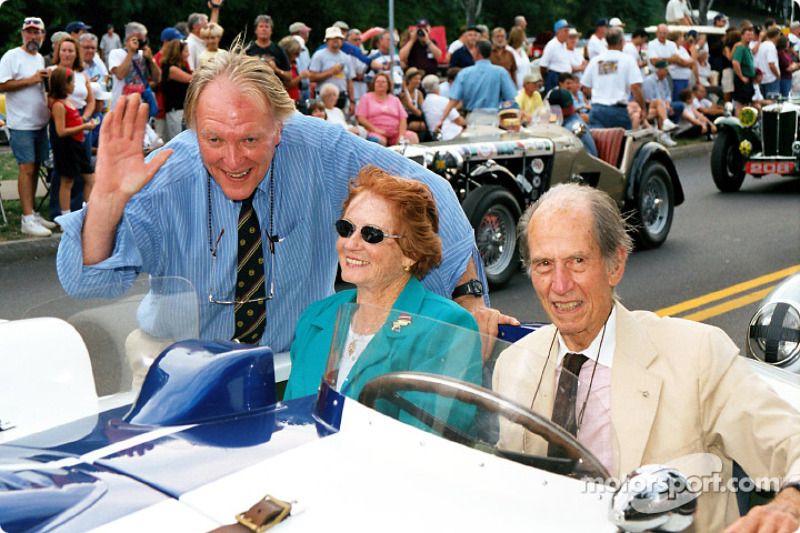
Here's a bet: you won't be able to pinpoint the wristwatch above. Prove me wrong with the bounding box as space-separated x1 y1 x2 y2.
452 279 483 299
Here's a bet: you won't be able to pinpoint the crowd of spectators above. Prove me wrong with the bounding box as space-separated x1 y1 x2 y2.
3 7 800 237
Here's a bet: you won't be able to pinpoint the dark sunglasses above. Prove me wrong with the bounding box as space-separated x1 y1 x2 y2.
335 219 404 244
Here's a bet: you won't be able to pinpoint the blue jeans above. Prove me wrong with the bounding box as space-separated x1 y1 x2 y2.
8 127 48 164
544 70 561 93
668 101 685 122
589 104 632 130
780 78 792 97
672 78 690 99
563 114 598 157
760 80 781 99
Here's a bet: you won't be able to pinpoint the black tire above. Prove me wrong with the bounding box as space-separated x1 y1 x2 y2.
710 128 746 192
632 161 674 249
462 185 522 289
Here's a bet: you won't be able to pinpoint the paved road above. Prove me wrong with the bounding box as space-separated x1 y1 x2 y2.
1 150 798 394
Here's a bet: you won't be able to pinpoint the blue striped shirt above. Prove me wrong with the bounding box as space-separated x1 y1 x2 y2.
57 113 485 352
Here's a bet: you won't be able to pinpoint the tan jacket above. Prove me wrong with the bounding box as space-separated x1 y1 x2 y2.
493 303 800 533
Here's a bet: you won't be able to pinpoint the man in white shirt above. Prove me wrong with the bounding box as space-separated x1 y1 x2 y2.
421 74 465 140
665 0 693 25
587 19 608 59
756 27 781 97
290 22 312 103
309 27 355 116
0 16 57 237
789 22 800 56
540 19 572 92
108 22 161 110
581 27 646 129
185 5 220 72
100 24 122 66
622 28 649 77
647 24 680 74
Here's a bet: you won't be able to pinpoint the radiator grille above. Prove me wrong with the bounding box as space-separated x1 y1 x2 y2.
762 109 798 156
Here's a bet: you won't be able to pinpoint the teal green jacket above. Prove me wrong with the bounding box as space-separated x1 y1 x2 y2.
284 277 482 413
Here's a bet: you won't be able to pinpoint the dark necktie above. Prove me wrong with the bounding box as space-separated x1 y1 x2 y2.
547 352 588 458
233 195 266 344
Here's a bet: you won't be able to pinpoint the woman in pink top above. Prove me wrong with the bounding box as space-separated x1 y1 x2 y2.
356 72 418 146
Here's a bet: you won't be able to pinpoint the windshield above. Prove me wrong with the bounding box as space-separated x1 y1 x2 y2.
321 303 617 482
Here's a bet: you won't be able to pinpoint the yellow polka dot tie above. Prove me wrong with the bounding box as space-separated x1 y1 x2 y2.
233 195 266 344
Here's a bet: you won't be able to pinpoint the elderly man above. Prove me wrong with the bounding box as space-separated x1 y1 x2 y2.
490 27 516 82
398 19 442 76
108 22 161 110
648 24 681 72
0 16 57 237
57 47 514 354
789 21 800 56
643 59 682 145
581 27 647 130
494 182 800 533
515 71 544 123
435 39 518 130
421 74 465 140
80 33 108 88
309 26 355 115
540 19 572 92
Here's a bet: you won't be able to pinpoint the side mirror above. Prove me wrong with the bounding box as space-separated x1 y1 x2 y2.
610 464 697 532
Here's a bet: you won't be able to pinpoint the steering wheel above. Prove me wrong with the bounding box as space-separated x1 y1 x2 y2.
358 371 610 480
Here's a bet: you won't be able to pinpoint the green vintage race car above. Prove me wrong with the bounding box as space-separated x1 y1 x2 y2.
712 101 800 192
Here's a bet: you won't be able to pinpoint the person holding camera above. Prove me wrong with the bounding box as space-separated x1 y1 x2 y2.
0 16 57 237
398 19 441 76
108 22 161 110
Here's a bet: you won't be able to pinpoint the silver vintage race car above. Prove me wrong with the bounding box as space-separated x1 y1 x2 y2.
394 111 684 287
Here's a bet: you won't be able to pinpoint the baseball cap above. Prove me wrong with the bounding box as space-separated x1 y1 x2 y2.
594 18 609 27
50 31 69 45
523 71 542 84
553 19 569 32
91 82 111 101
654 59 669 69
568 27 581 37
463 25 480 34
609 17 625 27
161 27 183 42
66 21 91 34
333 21 349 31
325 26 345 40
547 88 575 116
22 17 45 31
713 13 728 22
289 22 311 34
416 19 430 27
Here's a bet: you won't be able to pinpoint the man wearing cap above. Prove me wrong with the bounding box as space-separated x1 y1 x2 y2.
436 39 517 129
66 21 91 41
186 5 221 72
421 74 465 140
642 59 682 145
666 0 693 25
0 16 56 237
587 19 608 60
449 26 480 68
246 15 292 86
540 19 572 92
581 26 647 130
100 24 122 66
546 87 597 157
290 22 312 103
489 27 516 82
399 19 442 76
566 27 587 82
313 21 379 73
310 27 355 115
516 71 544 123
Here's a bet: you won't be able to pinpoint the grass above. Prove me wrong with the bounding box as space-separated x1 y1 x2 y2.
0 152 58 242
